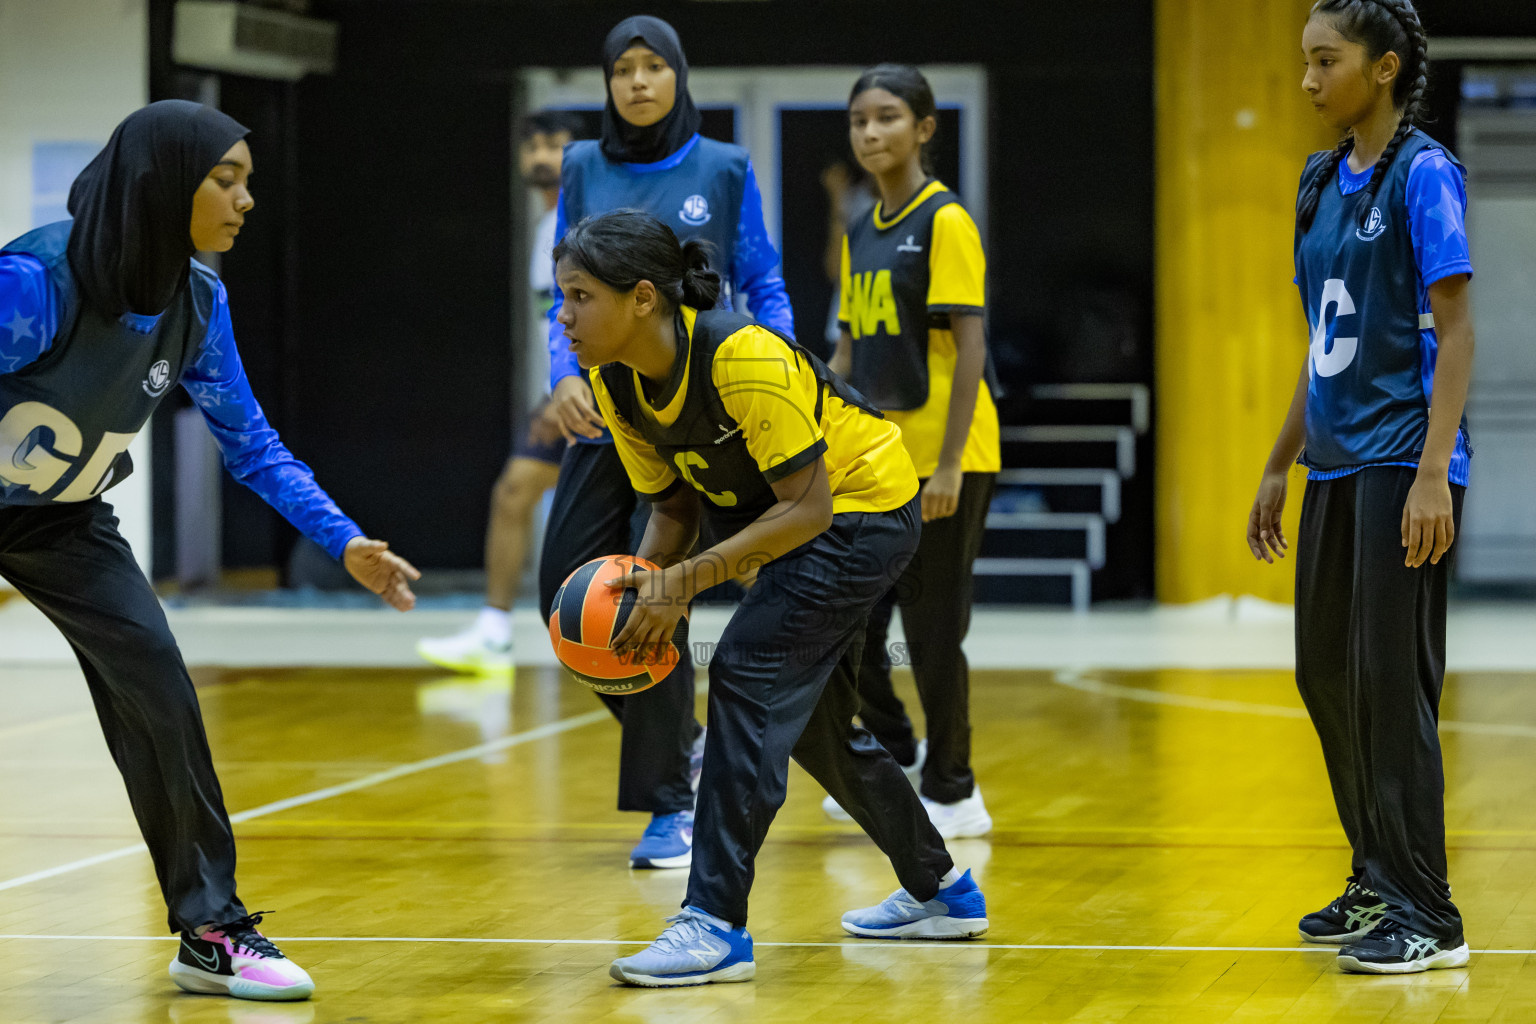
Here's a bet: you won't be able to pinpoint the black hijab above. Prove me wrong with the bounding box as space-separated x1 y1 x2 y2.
600 16 702 165
66 100 250 317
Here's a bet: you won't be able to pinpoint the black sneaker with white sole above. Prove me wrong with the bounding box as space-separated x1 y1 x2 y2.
1336 920 1470 975
1298 881 1389 944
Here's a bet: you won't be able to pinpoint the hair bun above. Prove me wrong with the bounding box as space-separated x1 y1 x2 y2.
681 238 714 269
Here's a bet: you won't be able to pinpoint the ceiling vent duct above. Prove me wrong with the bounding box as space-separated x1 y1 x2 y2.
173 1 337 81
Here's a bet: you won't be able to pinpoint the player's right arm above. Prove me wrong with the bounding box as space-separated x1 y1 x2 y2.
1248 358 1309 563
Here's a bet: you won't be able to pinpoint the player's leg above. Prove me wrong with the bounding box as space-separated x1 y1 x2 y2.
1336 468 1467 974
485 457 562 611
802 648 987 942
0 500 313 1001
611 504 906 985
787 498 985 938
610 499 981 987
682 505 931 927
851 584 918 762
895 471 994 836
537 443 634 630
821 579 919 821
1293 473 1386 946
537 442 699 866
611 456 700 867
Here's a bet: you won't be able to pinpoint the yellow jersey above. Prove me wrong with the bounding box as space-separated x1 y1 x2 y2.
838 179 1001 477
591 306 918 534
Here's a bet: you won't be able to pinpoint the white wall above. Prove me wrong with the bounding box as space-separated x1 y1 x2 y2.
0 0 152 573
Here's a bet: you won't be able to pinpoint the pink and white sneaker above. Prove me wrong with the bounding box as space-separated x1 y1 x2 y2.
169 912 315 1001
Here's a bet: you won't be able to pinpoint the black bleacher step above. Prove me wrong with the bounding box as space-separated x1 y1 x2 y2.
994 469 1121 522
1020 397 1140 428
1022 384 1150 433
973 574 1077 606
1000 426 1136 476
982 513 1104 567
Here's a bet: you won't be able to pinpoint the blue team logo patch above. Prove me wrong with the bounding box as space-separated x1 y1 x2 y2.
142 359 172 397
1356 207 1386 242
679 195 711 226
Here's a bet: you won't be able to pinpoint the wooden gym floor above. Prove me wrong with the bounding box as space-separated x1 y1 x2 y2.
3 651 1536 1022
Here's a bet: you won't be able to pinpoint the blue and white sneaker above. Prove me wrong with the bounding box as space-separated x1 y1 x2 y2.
630 810 693 869
841 869 989 939
610 908 756 987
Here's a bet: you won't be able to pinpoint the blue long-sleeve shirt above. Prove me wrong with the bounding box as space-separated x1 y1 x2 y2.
0 252 362 558
547 134 794 392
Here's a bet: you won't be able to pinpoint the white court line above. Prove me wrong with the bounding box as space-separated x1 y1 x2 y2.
0 708 612 895
0 934 1533 955
1053 671 1536 738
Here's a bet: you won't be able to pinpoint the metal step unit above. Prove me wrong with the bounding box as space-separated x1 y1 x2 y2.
999 425 1138 478
979 383 1147 609
982 512 1106 568
1022 383 1151 434
994 468 1121 523
973 558 1092 612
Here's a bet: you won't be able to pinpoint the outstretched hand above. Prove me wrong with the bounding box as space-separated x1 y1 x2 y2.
344 536 421 611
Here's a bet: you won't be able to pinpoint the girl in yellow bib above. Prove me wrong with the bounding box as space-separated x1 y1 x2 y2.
551 209 989 986
828 64 1001 838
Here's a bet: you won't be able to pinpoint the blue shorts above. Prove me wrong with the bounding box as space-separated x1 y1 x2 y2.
513 397 565 466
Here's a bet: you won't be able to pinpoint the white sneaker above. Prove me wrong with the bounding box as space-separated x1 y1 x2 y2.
823 739 927 821
416 622 512 674
822 792 855 821
921 786 992 839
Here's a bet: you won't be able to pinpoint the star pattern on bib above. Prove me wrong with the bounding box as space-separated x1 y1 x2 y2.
1407 149 1471 282
3 309 42 372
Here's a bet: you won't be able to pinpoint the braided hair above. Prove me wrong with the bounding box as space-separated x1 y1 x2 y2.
1295 0 1429 232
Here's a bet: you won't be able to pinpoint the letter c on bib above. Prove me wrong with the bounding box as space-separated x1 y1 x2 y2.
1310 278 1359 378
0 401 83 495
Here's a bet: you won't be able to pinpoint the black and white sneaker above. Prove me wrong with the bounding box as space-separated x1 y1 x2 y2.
1337 920 1470 975
169 912 315 1001
1298 881 1389 944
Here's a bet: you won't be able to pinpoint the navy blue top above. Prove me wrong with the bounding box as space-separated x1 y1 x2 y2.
1293 130 1473 485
